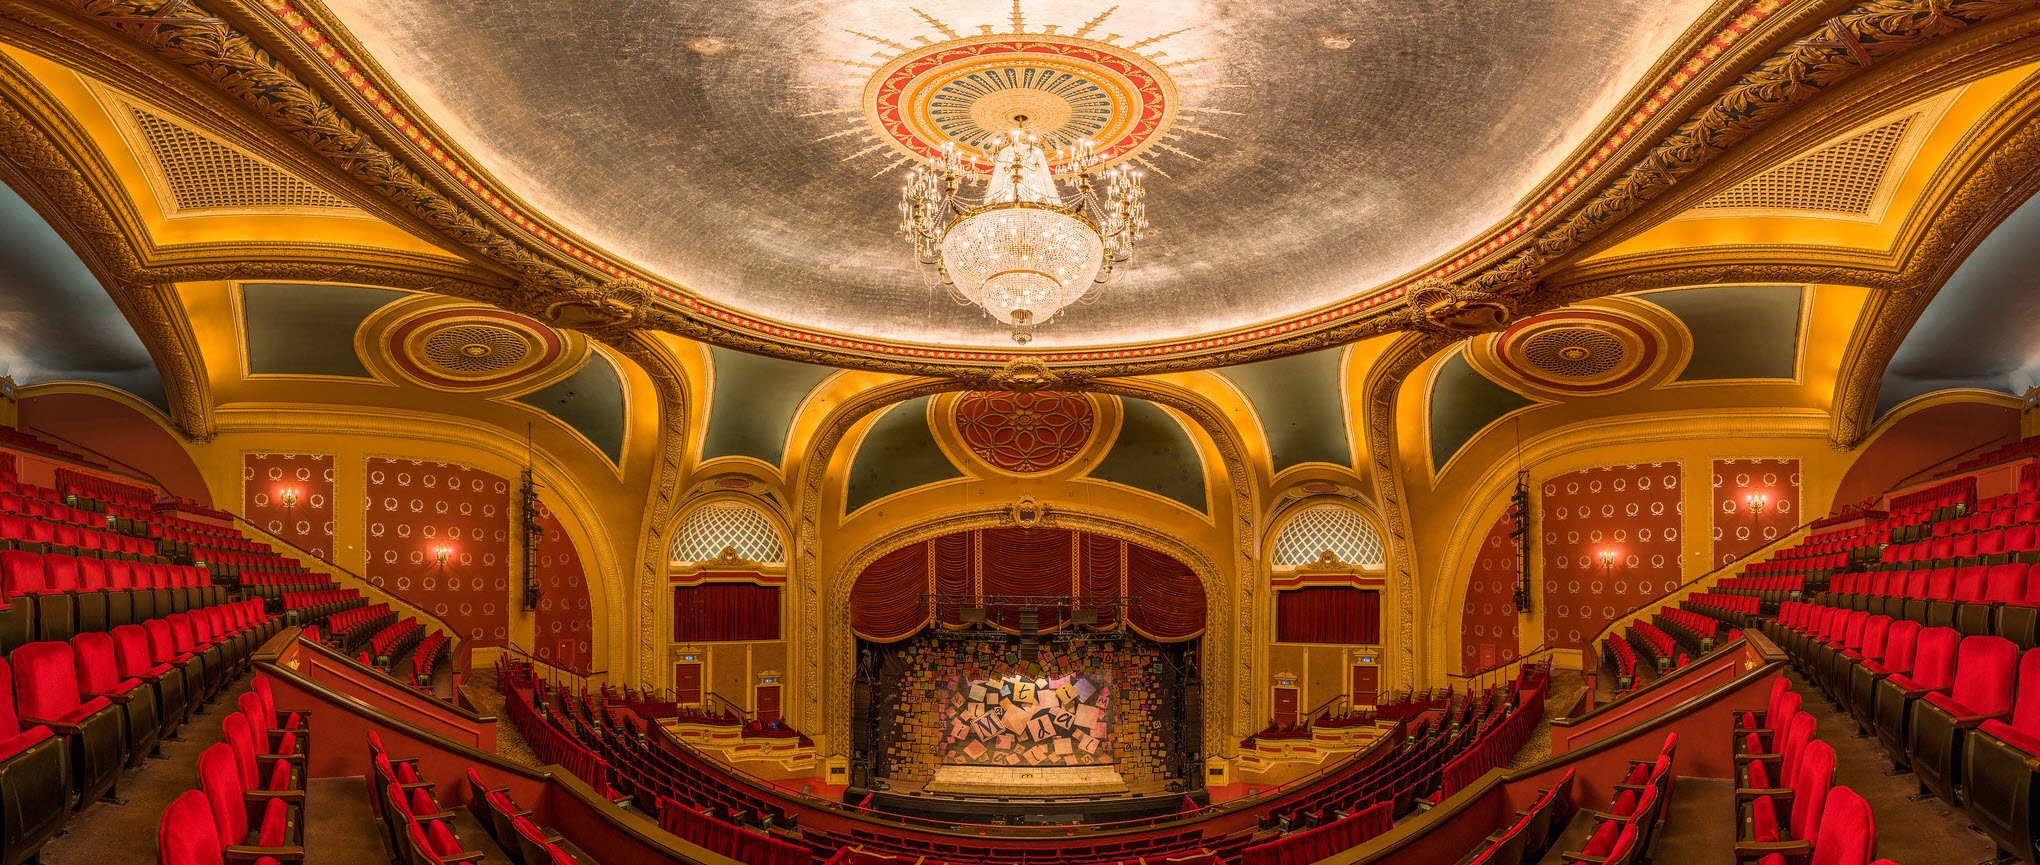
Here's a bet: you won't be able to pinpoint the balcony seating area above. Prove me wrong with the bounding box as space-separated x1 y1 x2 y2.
0 425 104 469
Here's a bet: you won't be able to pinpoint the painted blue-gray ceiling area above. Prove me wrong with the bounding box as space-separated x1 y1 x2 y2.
0 182 167 411
1089 397 1208 513
1429 352 1535 471
701 346 836 466
844 396 962 513
1638 284 1802 381
514 353 626 463
241 283 408 377
1214 348 1352 471
1878 193 2040 415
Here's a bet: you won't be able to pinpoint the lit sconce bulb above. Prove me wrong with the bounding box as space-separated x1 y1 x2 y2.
433 543 453 566
1597 549 1616 568
278 486 299 509
1746 492 1768 515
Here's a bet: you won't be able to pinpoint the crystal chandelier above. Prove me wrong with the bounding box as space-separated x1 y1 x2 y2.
899 131 1148 344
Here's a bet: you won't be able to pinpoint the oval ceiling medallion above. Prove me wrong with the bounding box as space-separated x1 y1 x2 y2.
865 35 1178 169
1494 311 1660 395
388 309 563 389
953 391 1096 473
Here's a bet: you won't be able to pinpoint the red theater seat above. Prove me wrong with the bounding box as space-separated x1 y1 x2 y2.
0 652 68 865
198 743 299 852
1912 635 2020 803
71 631 158 768
1962 646 2040 859
10 640 123 808
155 788 297 865
1874 626 1960 768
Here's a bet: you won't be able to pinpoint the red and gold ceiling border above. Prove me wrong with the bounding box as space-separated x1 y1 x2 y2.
12 0 2037 374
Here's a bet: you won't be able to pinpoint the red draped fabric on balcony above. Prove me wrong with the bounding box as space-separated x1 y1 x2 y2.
849 527 1205 642
672 582 781 642
1275 587 1380 644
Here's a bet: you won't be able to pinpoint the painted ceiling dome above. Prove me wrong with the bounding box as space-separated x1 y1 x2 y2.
321 0 1712 355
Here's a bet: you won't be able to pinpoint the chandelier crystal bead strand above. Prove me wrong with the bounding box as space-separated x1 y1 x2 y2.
899 131 1148 344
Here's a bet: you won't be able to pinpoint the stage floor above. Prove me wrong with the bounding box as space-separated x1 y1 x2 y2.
923 763 1130 796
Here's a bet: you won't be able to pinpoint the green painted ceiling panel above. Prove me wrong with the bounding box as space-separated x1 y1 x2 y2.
1641 285 1802 381
1215 348 1352 470
1090 397 1207 513
241 283 407 378
515 353 627 463
702 346 837 465
0 182 167 410
1429 352 1534 471
845 396 962 513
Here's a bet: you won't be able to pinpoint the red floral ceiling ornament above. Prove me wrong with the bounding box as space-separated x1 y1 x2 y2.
954 391 1095 474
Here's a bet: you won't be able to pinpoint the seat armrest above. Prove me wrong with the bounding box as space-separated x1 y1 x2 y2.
21 717 83 736
258 752 305 764
1560 854 1610 864
1734 752 1781 765
1953 710 2015 730
245 789 305 803
1733 840 1812 861
436 852 486 865
1735 787 1792 804
85 690 137 704
223 847 306 864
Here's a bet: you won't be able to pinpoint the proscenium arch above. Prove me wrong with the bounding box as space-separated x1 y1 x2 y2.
790 375 1258 754
825 504 1232 761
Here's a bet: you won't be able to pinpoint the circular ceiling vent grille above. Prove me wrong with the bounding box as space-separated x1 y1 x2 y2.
1520 328 1625 378
421 325 530 374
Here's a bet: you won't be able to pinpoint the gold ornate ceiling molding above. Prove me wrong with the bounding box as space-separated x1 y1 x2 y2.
7 0 2034 376
1361 333 1455 692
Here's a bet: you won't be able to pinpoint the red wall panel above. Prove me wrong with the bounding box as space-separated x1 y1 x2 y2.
1461 515 1521 675
365 458 511 646
1711 459 1799 566
533 501 594 673
17 392 210 503
243 453 335 559
1833 401 2019 510
1540 463 1683 648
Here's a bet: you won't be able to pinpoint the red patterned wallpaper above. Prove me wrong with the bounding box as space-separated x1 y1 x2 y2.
1712 459 1800 566
533 501 593 673
243 454 334 559
1461 515 1521 675
1540 463 1683 647
365 458 511 646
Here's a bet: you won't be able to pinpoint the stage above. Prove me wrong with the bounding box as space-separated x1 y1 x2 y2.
847 782 1205 826
924 763 1130 796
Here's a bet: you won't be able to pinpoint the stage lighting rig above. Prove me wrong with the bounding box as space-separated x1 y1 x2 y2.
1508 472 1532 613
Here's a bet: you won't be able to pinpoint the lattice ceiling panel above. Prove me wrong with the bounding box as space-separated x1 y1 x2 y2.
1271 504 1384 567
1693 116 1914 215
129 107 351 212
673 501 784 564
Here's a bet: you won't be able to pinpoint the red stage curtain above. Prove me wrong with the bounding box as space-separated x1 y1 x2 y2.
852 528 1205 642
671 583 780 642
849 544 929 640
1275 587 1380 644
1126 543 1205 640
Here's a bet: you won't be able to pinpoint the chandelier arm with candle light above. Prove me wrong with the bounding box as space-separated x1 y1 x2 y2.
898 131 1147 344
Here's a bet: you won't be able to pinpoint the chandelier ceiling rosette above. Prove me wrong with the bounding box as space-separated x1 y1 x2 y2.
899 131 1148 344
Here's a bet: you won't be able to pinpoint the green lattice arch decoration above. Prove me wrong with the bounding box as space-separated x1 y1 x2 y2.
1271 504 1385 568
673 501 785 565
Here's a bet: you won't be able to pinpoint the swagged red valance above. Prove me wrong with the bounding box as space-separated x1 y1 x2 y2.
849 527 1206 642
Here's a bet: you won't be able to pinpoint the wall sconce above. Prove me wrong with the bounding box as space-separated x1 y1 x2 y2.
1744 492 1768 516
432 543 454 566
278 485 300 510
1597 548 1617 570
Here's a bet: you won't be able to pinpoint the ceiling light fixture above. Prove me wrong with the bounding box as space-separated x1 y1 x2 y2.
899 130 1147 344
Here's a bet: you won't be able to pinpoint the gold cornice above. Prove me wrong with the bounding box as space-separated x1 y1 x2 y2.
7 0 2030 375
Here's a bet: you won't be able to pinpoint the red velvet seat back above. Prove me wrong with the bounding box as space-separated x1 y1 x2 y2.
2005 648 2040 739
223 713 262 791
1809 787 1874 865
143 619 179 664
1904 570 1932 599
103 560 131 589
198 744 249 846
166 613 199 655
10 641 84 721
1840 612 1868 650
1950 636 2020 715
110 625 154 678
142 563 167 589
74 558 106 591
1883 620 1923 674
1986 565 2028 603
238 692 271 738
1926 568 1958 601
71 632 125 694
157 789 224 865
1859 617 1891 663
1791 741 1837 845
1954 567 1990 602
1779 712 1817 790
1909 628 1962 691
0 550 46 596
0 655 24 735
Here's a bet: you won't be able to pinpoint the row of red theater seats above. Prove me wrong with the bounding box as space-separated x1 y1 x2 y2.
1686 592 1761 617
1881 523 2040 567
1824 563 2040 647
2 599 284 865
0 549 222 653
1727 680 1892 865
280 589 361 624
1 511 158 558
1535 735 1676 865
0 426 99 466
157 674 311 865
1932 502 2040 536
1746 553 1850 574
1765 604 2037 863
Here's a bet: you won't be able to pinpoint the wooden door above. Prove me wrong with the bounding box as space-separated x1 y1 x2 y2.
673 662 702 704
555 639 575 670
1351 666 1378 708
755 685 781 723
1273 687 1298 726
